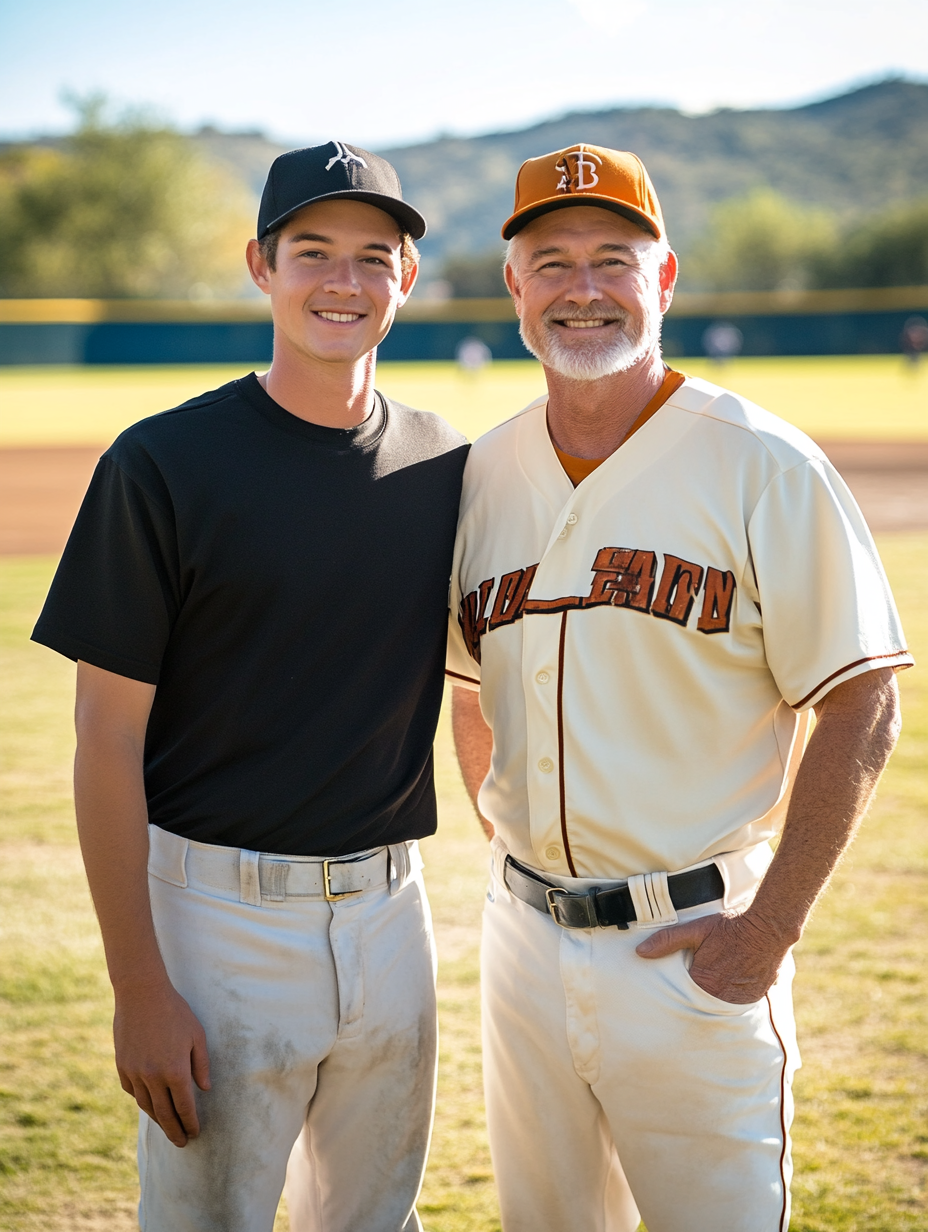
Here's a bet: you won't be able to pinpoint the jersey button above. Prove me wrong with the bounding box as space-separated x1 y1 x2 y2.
566 512 578 524
536 671 550 684
544 845 561 861
538 757 554 773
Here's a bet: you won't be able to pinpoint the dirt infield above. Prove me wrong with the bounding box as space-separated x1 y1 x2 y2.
0 447 102 555
1 441 926 556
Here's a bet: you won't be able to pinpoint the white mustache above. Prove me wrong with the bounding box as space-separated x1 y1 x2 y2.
543 306 631 326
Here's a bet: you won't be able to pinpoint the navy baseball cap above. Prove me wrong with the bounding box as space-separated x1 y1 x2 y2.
257 141 427 241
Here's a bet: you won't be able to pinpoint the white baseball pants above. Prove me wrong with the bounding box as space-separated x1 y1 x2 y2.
481 844 800 1232
140 825 438 1232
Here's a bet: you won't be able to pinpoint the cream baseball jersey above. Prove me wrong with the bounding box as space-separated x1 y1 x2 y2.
447 375 912 881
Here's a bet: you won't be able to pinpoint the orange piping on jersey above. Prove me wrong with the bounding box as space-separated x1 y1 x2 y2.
556 612 578 876
765 992 790 1232
792 648 914 709
552 368 685 487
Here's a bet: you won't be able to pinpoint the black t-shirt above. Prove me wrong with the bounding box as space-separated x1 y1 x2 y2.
33 373 469 856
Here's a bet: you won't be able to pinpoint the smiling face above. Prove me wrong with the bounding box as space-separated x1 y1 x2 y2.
506 206 677 382
247 198 417 368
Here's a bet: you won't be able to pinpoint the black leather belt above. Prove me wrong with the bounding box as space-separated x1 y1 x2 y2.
503 855 725 930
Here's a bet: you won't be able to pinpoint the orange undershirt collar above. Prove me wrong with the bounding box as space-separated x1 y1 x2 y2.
552 447 604 487
553 368 685 488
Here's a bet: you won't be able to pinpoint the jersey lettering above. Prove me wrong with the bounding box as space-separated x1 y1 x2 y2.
489 565 538 630
586 547 657 612
459 577 495 663
696 566 737 634
523 594 588 614
650 554 704 626
459 547 732 660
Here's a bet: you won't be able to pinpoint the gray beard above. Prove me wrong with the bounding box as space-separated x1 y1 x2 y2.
519 302 660 381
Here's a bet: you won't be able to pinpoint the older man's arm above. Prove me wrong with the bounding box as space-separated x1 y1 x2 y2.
451 685 495 840
637 667 902 1001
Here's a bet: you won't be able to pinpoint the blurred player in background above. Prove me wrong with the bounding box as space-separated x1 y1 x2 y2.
902 314 928 363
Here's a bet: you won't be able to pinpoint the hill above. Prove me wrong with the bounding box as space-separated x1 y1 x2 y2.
4 78 926 286
379 79 928 270
184 78 928 278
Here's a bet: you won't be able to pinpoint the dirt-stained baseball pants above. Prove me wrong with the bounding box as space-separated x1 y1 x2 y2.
481 842 800 1232
140 825 438 1232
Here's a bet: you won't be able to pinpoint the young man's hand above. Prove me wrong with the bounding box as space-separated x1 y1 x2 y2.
114 979 211 1147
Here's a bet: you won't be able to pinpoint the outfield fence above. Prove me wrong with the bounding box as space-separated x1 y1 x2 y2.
0 286 926 365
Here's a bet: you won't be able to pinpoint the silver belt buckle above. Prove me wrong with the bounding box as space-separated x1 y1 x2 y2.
545 885 571 926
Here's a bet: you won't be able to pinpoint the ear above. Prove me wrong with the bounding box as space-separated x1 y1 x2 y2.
246 238 272 296
397 259 419 307
504 260 523 316
658 249 678 315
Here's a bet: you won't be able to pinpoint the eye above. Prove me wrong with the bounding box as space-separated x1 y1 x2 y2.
361 256 389 266
297 249 327 260
536 259 568 271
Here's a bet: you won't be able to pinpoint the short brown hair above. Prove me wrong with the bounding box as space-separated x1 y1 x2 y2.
258 229 419 276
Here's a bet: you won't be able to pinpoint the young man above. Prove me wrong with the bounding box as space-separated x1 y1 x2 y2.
448 144 911 1231
33 142 468 1232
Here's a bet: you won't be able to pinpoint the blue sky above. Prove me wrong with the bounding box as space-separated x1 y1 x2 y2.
1 0 926 147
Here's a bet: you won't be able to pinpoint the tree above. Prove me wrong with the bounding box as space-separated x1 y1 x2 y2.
679 189 837 293
0 98 255 298
819 197 928 288
440 249 508 298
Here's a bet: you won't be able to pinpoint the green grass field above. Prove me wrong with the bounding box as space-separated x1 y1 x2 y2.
1 542 926 1231
1 355 927 447
1 358 926 1229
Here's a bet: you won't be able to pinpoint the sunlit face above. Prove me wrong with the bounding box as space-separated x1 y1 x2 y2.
506 206 676 381
248 198 416 366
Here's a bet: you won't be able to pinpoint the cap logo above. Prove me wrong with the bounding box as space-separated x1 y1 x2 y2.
555 146 603 194
325 141 368 172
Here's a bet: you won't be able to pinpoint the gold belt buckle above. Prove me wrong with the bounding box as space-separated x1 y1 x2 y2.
323 859 364 902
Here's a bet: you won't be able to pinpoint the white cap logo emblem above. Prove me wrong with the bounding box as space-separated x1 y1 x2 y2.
325 141 368 172
556 145 603 193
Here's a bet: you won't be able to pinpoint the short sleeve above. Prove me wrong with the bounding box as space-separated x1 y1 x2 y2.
749 458 913 710
31 453 181 684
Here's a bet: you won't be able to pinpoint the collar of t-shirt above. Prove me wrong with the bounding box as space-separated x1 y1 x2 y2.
552 368 685 488
238 371 387 450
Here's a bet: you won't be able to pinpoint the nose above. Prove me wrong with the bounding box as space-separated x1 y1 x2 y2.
563 261 604 307
322 256 361 297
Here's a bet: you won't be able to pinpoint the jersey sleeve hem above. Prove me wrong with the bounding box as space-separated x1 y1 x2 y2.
791 650 914 710
446 668 481 691
30 625 162 686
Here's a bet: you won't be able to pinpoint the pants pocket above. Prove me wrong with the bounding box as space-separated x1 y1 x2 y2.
675 951 764 1016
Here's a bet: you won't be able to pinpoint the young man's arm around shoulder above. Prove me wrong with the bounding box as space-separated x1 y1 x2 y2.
451 685 494 840
74 661 210 1147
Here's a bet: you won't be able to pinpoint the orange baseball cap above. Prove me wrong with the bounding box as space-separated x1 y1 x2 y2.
501 143 664 241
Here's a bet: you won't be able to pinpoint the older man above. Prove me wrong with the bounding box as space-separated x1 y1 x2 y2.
448 144 911 1232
